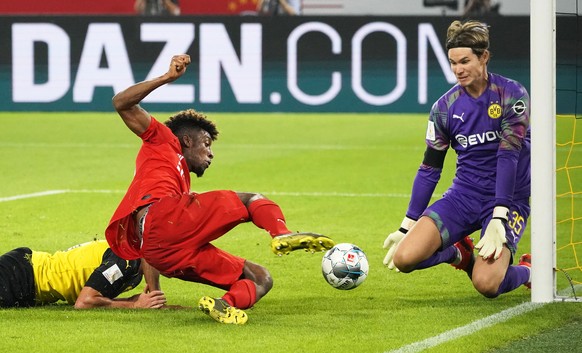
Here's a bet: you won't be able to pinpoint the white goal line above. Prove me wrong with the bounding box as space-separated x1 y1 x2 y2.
385 302 545 353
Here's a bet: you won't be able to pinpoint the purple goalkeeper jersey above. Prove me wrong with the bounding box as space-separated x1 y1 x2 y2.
407 72 530 219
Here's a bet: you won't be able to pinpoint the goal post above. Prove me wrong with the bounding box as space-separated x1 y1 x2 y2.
530 0 557 303
531 0 582 302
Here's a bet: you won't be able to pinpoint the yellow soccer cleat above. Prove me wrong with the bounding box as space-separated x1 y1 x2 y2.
271 232 335 256
198 296 248 325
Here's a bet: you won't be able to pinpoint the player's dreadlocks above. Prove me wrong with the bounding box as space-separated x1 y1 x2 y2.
164 109 219 142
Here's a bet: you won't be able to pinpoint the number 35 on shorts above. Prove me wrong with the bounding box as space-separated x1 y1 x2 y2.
507 210 525 235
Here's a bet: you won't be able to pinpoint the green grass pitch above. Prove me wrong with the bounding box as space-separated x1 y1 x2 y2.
0 112 580 353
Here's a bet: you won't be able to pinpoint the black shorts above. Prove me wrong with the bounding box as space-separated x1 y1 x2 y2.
0 247 35 308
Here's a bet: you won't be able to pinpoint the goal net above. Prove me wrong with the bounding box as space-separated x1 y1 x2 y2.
555 2 582 300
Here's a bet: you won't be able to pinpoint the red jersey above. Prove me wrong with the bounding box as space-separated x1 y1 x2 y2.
106 117 191 259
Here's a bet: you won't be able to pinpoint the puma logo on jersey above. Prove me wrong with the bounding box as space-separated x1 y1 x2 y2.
452 112 465 122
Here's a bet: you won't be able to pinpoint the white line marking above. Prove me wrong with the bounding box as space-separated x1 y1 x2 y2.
0 189 414 202
1 189 579 204
0 141 423 152
0 142 137 149
66 189 126 194
0 190 68 202
384 302 545 353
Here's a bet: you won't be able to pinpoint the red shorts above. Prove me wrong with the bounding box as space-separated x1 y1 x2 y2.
140 190 251 289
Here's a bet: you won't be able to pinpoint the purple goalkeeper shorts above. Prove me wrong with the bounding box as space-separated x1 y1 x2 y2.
422 187 530 257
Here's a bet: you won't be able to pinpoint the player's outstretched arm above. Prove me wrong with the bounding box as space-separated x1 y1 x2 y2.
112 54 191 136
74 286 167 309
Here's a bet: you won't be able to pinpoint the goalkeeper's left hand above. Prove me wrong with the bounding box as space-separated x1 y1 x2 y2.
383 217 417 271
475 206 509 260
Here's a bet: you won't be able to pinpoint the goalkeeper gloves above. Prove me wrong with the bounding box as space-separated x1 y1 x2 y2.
475 206 509 260
383 216 417 270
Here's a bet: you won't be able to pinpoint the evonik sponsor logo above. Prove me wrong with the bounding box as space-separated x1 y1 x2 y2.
455 130 501 148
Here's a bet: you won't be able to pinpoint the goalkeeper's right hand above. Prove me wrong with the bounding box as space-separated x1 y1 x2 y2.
383 216 417 271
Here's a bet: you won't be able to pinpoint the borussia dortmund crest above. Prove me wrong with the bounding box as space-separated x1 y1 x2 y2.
488 103 502 119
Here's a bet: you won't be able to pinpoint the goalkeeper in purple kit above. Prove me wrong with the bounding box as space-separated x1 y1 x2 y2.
383 20 531 298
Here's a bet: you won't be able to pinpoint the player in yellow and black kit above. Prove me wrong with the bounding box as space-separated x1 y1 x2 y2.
0 240 167 309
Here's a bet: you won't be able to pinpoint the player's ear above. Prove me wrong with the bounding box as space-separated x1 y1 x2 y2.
482 50 490 65
181 134 193 148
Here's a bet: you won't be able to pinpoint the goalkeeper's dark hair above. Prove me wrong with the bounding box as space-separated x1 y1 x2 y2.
446 20 490 58
164 109 219 142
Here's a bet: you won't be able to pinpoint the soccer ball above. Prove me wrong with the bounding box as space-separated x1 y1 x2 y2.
321 243 369 290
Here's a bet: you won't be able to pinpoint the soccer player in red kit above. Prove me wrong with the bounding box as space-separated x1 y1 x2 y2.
106 54 334 325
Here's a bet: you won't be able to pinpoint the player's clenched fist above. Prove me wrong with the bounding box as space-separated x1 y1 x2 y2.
168 54 191 80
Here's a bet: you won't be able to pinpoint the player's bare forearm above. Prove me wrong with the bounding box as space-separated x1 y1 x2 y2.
112 75 169 136
141 259 161 291
112 76 167 111
112 54 191 136
76 296 137 309
74 286 166 309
